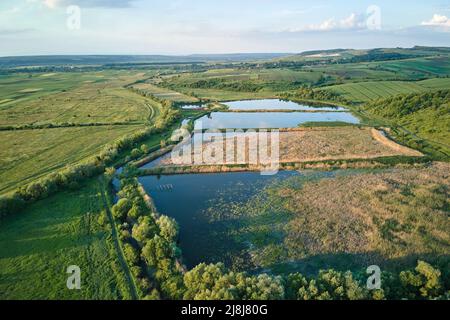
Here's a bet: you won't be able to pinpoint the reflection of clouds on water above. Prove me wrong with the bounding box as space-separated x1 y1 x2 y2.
195 112 359 129
225 99 345 111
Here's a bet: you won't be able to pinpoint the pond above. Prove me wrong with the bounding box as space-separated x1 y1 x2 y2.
138 171 302 269
194 111 360 129
225 99 346 111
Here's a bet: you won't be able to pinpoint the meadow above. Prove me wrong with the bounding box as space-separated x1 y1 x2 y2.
0 178 134 300
0 125 144 193
0 72 156 126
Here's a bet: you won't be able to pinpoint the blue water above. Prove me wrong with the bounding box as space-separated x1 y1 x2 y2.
138 171 300 268
195 112 360 129
225 99 346 111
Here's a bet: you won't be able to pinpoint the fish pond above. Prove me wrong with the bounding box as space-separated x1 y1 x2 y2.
138 170 366 274
194 111 360 129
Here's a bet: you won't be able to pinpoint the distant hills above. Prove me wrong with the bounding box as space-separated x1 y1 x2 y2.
1 47 449 68
0 53 291 67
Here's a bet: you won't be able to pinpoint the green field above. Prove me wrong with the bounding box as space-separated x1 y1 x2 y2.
131 81 199 103
0 125 146 193
0 179 134 300
321 79 450 103
0 73 157 126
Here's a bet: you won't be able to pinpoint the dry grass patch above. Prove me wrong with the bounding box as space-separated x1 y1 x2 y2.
150 127 422 168
282 162 449 266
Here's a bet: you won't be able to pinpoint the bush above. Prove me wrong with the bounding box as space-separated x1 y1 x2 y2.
123 243 140 265
112 198 132 221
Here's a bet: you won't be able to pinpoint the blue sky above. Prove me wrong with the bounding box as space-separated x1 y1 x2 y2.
1 0 449 56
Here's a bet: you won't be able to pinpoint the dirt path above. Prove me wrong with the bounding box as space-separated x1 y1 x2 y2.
98 177 140 300
371 128 423 156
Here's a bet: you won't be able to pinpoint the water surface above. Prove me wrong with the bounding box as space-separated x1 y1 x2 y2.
138 171 301 268
225 99 346 111
195 112 360 129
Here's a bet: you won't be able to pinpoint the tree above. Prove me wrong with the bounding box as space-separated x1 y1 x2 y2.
141 235 173 267
112 198 131 221
285 273 308 300
132 216 158 246
183 263 236 300
140 144 150 154
131 148 142 159
241 274 285 300
104 167 116 182
297 270 367 300
399 260 443 299
123 243 140 265
127 199 147 220
157 215 179 242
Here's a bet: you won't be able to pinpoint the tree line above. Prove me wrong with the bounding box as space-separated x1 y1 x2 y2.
279 87 352 105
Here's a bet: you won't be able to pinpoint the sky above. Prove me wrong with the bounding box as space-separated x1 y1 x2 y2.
1 0 450 56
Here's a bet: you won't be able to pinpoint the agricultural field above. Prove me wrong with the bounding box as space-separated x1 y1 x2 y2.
0 125 145 193
0 178 134 300
0 72 157 126
321 79 450 103
130 81 199 103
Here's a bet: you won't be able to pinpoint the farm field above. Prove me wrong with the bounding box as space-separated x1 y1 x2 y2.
0 73 156 126
321 79 450 103
0 179 134 300
303 55 450 82
0 125 144 193
130 82 199 103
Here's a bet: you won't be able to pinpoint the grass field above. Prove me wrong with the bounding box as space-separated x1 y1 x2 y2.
131 82 199 103
0 178 134 299
0 125 144 193
305 55 450 82
321 78 450 103
0 74 155 126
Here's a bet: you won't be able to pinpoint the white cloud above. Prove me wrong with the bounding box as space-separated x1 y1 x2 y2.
31 0 136 9
288 13 367 32
43 0 60 9
422 14 450 27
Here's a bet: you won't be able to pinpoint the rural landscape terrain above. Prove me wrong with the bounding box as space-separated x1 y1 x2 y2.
0 46 449 300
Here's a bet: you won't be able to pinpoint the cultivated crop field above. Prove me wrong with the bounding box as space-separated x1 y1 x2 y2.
321 79 450 103
130 81 199 103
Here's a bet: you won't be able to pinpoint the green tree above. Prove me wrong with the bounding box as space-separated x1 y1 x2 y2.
141 235 173 267
112 198 131 221
132 216 158 245
123 243 140 265
157 215 179 242
399 260 443 299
